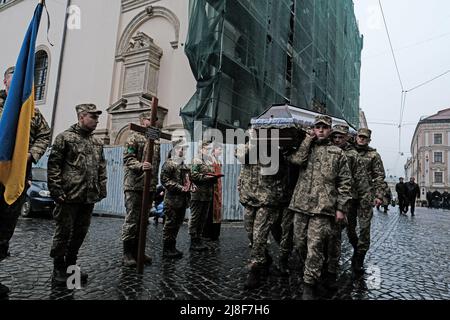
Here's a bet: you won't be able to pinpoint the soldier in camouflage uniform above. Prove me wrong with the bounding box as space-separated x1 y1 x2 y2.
189 140 218 251
286 115 351 299
122 111 160 267
352 128 386 274
47 104 107 284
326 124 370 288
0 67 50 297
161 138 190 259
236 133 292 289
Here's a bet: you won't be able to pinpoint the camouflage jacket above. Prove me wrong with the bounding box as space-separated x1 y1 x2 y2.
0 90 50 163
190 155 216 201
286 136 352 216
341 143 371 208
237 144 294 207
354 144 386 201
47 124 107 204
160 157 190 208
123 131 160 192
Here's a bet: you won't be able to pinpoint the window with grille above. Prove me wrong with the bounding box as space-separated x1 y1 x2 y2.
34 50 48 101
434 133 442 145
434 152 443 163
434 172 443 184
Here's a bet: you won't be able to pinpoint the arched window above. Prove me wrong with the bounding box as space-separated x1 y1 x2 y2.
34 50 48 101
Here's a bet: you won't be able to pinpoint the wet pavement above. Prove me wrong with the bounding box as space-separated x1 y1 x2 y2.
0 207 449 300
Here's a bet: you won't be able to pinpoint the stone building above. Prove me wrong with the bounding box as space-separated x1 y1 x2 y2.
405 108 450 200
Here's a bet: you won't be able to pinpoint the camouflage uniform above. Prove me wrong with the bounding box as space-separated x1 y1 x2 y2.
327 137 371 275
287 132 352 286
354 137 385 256
190 153 216 244
0 90 51 260
122 132 160 242
47 121 107 267
237 143 291 268
161 155 190 246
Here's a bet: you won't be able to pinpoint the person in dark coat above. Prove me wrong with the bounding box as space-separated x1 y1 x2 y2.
395 178 408 214
405 177 420 216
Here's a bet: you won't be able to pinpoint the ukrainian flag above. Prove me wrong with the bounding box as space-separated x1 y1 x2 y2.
0 3 44 205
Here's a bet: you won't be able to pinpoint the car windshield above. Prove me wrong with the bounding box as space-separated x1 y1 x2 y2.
33 148 50 170
32 168 47 182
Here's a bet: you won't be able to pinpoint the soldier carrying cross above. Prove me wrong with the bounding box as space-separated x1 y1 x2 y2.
122 97 171 273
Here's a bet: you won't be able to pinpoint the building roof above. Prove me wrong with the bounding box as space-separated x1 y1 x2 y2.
421 108 450 122
410 107 450 151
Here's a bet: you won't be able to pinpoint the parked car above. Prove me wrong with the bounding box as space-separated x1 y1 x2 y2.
21 150 55 217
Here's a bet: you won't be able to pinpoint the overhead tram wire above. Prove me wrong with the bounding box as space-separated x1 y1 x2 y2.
379 0 405 154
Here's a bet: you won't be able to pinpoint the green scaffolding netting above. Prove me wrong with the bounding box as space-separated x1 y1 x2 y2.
181 0 363 133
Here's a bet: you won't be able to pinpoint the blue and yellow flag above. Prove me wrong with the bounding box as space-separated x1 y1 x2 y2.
0 3 44 205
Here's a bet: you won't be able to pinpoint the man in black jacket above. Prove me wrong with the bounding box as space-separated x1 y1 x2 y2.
395 177 408 214
405 177 420 216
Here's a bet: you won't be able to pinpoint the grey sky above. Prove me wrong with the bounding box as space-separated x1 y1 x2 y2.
353 0 450 178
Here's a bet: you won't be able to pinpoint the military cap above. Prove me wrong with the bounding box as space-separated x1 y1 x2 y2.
75 103 102 115
314 115 332 127
172 138 188 148
332 124 349 135
357 128 372 138
4 66 15 77
200 139 212 149
139 111 152 120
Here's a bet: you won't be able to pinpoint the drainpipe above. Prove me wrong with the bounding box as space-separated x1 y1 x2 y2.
49 0 71 141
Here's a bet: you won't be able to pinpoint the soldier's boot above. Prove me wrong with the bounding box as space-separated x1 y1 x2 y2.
0 282 10 298
323 271 338 291
52 257 68 284
190 237 207 252
133 239 152 265
66 256 88 283
352 251 366 275
244 264 262 290
278 254 290 277
162 241 183 259
302 282 316 300
122 240 137 267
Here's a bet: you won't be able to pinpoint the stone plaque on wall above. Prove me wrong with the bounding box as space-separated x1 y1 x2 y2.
123 64 146 95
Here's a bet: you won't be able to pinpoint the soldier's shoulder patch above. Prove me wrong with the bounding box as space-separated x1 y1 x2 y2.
127 146 136 154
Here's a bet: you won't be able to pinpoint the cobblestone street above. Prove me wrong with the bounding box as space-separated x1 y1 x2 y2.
0 207 448 300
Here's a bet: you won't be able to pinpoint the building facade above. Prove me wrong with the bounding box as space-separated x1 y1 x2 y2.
1 0 363 145
0 0 196 144
405 108 450 200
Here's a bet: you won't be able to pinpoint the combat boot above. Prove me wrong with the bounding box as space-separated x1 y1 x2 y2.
122 240 137 267
190 237 207 252
163 241 183 259
302 282 316 300
352 251 366 275
278 254 289 277
244 264 262 290
323 271 338 291
52 257 68 284
133 239 152 265
0 282 10 298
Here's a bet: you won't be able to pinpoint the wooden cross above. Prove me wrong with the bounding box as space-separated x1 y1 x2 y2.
128 97 171 274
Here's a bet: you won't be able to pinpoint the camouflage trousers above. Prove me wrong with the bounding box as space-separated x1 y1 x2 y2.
279 208 294 258
244 205 280 266
347 200 373 253
163 202 187 243
122 191 152 242
50 203 94 263
189 200 210 239
326 220 343 274
293 212 333 285
0 186 26 261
